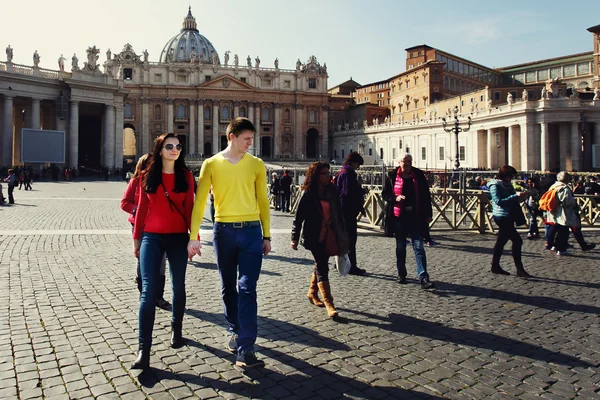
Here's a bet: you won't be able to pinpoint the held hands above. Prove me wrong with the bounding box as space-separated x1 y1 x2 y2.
290 240 298 250
187 239 202 261
396 194 405 202
133 239 140 259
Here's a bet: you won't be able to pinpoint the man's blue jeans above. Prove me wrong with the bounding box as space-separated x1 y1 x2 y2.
213 223 263 355
138 232 188 350
394 214 429 281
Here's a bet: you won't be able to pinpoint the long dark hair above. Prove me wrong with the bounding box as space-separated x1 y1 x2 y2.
302 161 330 192
133 153 152 179
142 133 189 193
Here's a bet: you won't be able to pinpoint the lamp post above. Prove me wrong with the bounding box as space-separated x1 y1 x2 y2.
441 106 472 170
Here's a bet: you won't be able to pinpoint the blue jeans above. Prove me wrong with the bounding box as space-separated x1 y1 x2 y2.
213 223 263 355
394 213 429 281
138 232 188 350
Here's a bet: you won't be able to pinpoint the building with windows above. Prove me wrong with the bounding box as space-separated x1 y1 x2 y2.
0 7 330 169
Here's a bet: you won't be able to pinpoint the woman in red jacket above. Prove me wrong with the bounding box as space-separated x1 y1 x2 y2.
120 154 170 310
131 133 195 370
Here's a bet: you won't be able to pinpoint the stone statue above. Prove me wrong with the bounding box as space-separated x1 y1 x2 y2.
541 86 547 99
432 109 437 119
296 58 302 71
71 53 79 70
336 124 341 132
594 87 600 101
224 51 230 66
322 63 327 74
106 48 111 61
211 51 218 65
58 54 66 71
167 48 174 62
363 120 368 128
274 58 279 69
470 102 475 112
487 99 493 109
353 121 358 130
190 49 197 63
255 56 260 68
86 46 99 68
507 92 514 104
246 55 251 67
234 53 239 67
344 122 349 131
143 49 149 63
5 45 13 62
522 89 529 101
570 88 579 99
33 50 40 67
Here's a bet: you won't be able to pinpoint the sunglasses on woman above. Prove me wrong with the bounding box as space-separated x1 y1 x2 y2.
163 143 182 151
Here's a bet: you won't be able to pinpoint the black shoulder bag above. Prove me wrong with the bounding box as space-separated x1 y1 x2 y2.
161 183 188 228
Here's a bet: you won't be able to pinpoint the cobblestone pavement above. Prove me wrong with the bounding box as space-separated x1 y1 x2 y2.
1 181 599 400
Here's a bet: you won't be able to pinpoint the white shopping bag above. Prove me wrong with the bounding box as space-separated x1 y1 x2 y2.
334 253 352 276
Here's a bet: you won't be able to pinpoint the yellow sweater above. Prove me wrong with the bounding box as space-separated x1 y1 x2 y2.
189 152 270 240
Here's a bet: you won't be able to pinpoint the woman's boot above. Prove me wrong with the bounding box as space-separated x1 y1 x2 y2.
317 281 338 318
307 273 324 307
156 275 171 311
515 265 532 278
131 346 150 370
170 322 185 349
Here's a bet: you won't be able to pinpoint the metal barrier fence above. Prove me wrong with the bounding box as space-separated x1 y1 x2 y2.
273 185 600 234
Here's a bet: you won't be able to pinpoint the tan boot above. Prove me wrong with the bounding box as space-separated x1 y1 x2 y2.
307 273 325 307
317 281 338 318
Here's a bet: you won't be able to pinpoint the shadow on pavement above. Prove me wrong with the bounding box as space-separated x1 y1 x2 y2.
188 261 282 276
342 310 596 369
432 280 600 314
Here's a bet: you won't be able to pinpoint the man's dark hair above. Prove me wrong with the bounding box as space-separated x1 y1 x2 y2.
226 117 256 140
549 168 560 174
343 152 364 166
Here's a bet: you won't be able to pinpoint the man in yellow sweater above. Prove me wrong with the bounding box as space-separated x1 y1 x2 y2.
188 117 271 368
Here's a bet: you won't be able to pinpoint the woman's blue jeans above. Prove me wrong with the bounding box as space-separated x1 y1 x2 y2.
213 223 263 356
138 232 188 350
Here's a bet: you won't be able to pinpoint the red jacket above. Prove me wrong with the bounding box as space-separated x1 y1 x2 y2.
133 171 195 240
120 178 140 225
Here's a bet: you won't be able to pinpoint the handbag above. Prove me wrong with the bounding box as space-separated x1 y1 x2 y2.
335 254 352 276
511 206 527 227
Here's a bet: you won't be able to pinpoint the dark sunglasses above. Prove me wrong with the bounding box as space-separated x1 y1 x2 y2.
163 143 182 151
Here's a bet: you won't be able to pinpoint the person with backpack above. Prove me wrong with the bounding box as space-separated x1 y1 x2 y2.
488 165 532 277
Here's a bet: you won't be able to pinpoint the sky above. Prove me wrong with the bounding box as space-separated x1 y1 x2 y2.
2 0 600 88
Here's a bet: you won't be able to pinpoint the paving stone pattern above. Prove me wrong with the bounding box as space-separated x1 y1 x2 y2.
0 181 599 399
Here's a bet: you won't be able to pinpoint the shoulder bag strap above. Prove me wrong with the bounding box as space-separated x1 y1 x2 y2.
161 183 188 228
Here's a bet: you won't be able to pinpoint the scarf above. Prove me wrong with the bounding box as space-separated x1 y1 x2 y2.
393 168 420 218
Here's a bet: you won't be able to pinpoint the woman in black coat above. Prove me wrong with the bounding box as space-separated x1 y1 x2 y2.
291 162 348 320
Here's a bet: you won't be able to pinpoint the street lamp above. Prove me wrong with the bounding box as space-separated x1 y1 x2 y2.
441 106 472 169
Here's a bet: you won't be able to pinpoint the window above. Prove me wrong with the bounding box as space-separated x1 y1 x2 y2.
423 99 428 107
240 107 246 118
123 68 133 80
205 75 212 82
406 81 410 88
176 104 185 119
154 73 162 83
408 64 414 69
392 147 396 160
284 108 291 123
379 148 384 160
399 139 403 151
577 62 590 75
526 71 537 83
124 103 133 118
342 149 345 158
461 100 465 107
309 110 317 123
438 147 444 161
262 107 271 121
284 80 291 88
563 64 576 77
368 148 372 156
494 91 501 101
421 147 426 160
221 105 230 120
204 106 211 120
176 74 187 83
308 78 317 89
154 104 161 120
459 146 465 161
550 67 561 79
538 69 549 80
405 147 410 154
262 78 272 86
240 77 247 83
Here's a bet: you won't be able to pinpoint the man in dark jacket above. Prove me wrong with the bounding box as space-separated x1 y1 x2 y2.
335 152 367 276
280 170 293 212
382 153 434 289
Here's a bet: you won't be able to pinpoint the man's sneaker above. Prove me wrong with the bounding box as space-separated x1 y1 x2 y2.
582 243 596 251
420 278 435 289
226 334 238 353
556 250 570 256
397 275 407 284
426 241 439 247
235 351 265 368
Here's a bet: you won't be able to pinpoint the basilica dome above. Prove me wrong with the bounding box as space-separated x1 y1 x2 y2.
159 7 220 64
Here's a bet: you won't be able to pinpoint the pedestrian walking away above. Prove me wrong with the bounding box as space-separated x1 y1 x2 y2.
280 170 293 212
488 165 531 277
120 153 171 311
187 117 271 369
382 153 435 289
291 162 349 321
335 152 367 276
130 133 196 370
4 169 17 204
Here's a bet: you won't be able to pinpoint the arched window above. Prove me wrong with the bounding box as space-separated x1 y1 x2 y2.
222 105 230 120
154 104 161 120
124 103 133 118
284 108 291 123
204 106 211 120
240 107 247 117
262 107 271 121
309 109 316 123
578 81 589 89
177 104 186 119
